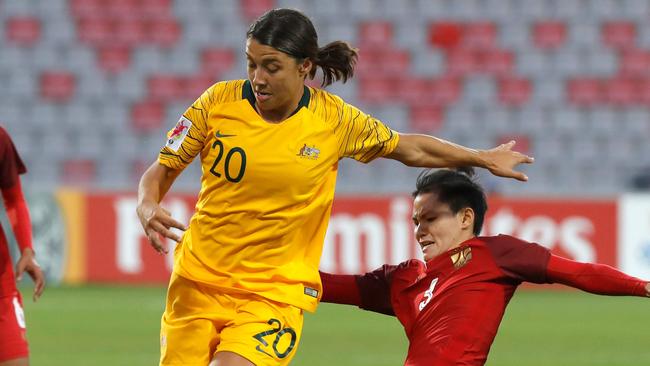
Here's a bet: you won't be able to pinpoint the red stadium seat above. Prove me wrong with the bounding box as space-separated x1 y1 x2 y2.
77 18 114 46
430 77 462 106
498 77 531 106
40 71 76 102
241 0 276 21
428 22 463 50
496 134 530 155
567 78 604 106
382 49 411 74
602 21 636 50
97 46 131 74
62 159 97 186
410 105 445 133
148 75 184 101
184 75 215 100
359 21 394 47
201 48 236 76
114 19 148 46
446 48 480 76
481 49 514 76
463 22 497 49
605 77 639 106
148 18 181 48
533 21 567 50
131 100 165 133
399 78 433 106
637 79 650 105
141 0 173 18
358 77 398 104
5 17 41 46
355 48 383 76
106 0 140 19
619 49 650 76
70 0 104 18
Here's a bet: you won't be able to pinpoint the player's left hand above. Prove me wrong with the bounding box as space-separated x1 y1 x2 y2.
16 248 45 302
480 141 534 182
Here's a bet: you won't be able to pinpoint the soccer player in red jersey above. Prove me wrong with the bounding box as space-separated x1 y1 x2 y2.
320 168 650 366
0 126 45 366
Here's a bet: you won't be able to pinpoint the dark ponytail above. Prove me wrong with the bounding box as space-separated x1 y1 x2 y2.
312 41 358 87
247 8 358 87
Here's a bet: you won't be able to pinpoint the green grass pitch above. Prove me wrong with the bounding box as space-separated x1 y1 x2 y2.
20 285 649 366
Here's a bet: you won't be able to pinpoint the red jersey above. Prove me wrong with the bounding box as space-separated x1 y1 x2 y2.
356 235 551 366
0 127 27 297
322 238 647 365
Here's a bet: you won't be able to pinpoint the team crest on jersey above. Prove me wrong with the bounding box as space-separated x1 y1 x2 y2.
297 143 320 160
450 246 472 269
165 116 192 152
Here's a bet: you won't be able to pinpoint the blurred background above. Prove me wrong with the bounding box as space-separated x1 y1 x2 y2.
1 0 650 365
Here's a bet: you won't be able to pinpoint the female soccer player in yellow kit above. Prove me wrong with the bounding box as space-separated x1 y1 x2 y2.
136 8 533 366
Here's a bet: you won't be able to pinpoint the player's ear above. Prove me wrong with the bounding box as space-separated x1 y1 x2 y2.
298 58 313 77
460 208 474 231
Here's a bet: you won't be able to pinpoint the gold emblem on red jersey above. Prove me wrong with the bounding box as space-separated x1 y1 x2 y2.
450 246 472 269
297 143 320 160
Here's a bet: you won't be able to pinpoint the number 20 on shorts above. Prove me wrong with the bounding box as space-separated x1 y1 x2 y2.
252 318 297 359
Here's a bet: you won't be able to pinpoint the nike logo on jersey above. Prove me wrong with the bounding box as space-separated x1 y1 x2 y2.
215 130 236 138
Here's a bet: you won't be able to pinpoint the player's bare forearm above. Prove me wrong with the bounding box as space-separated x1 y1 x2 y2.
546 254 648 297
137 162 185 254
386 134 533 181
386 134 484 168
138 162 181 205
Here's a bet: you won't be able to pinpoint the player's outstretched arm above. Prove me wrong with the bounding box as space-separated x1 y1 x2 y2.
320 266 397 316
546 254 649 297
2 179 45 301
385 134 534 181
320 271 362 306
136 161 186 254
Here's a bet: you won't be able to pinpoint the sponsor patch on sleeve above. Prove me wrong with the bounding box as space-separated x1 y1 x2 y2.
165 116 193 152
304 286 319 298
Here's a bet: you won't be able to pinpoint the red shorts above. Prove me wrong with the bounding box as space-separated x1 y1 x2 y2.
0 292 29 362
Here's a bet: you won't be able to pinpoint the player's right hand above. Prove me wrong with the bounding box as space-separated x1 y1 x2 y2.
480 140 534 182
136 201 187 254
16 248 45 302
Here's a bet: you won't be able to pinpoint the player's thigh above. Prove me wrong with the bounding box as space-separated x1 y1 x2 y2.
0 294 29 364
160 273 229 366
217 297 304 366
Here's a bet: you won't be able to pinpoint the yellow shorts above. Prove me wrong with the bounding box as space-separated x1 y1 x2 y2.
160 273 304 366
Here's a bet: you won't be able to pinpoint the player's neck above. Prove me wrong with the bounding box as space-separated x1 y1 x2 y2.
450 234 477 251
255 87 304 123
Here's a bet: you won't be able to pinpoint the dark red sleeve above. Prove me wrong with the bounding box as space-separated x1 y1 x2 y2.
0 127 27 189
355 264 398 316
546 254 648 297
486 234 551 284
1 179 33 251
319 265 398 316
320 272 361 306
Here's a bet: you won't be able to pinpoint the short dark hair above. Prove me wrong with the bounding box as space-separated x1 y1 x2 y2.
412 168 488 235
246 8 358 87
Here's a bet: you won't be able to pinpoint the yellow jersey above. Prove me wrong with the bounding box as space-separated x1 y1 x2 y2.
158 79 399 312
